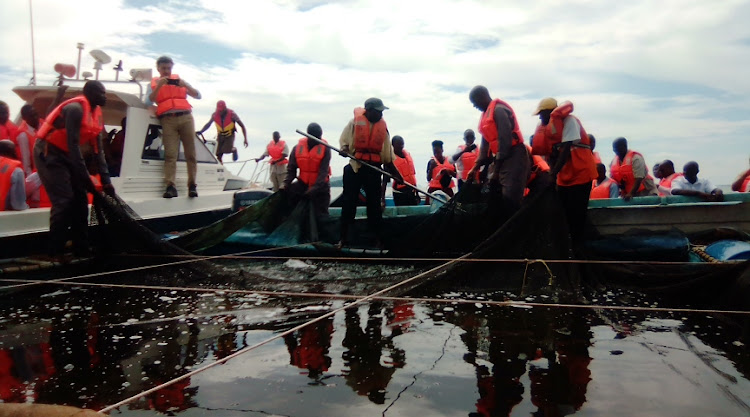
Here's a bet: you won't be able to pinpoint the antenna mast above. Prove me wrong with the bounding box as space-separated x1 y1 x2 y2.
28 0 36 85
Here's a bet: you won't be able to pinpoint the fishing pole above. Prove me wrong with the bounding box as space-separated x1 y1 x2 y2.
295 129 449 205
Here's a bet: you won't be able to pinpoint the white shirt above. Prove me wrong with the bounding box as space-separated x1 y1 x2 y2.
561 116 581 143
671 176 716 194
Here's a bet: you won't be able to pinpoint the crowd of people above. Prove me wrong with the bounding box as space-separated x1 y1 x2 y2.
3 57 750 254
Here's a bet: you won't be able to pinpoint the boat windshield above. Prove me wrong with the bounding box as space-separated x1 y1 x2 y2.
141 124 218 164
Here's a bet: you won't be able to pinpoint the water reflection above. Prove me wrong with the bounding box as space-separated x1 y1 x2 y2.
0 285 748 416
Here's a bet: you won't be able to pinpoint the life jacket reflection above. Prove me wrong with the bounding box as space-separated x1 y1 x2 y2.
150 74 191 116
352 107 388 163
478 98 524 155
295 137 330 185
393 150 416 189
37 96 102 153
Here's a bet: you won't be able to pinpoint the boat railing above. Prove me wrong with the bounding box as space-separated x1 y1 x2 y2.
224 159 271 187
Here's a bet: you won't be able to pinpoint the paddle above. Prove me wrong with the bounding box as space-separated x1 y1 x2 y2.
295 129 449 205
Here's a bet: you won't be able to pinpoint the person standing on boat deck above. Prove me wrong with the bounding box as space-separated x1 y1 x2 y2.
338 97 403 247
0 140 29 211
656 160 683 196
671 161 724 201
590 163 619 200
426 140 456 200
532 97 597 243
610 137 658 200
466 86 530 215
255 131 289 191
384 135 420 207
198 100 248 164
33 80 115 256
0 101 18 143
147 56 201 199
14 105 43 176
283 123 331 216
450 129 479 191
731 156 750 192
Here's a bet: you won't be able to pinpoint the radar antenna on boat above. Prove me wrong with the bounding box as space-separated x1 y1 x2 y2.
90 49 112 80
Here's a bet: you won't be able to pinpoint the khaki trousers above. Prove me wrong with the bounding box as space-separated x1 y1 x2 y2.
161 113 197 187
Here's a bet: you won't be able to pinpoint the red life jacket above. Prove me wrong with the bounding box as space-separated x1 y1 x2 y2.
0 121 18 141
37 185 52 208
590 178 615 199
742 174 750 192
393 150 416 189
352 107 388 163
531 101 573 156
0 156 22 211
610 150 653 194
526 144 550 185
295 138 329 186
37 96 102 153
14 120 38 170
556 116 597 187
150 75 192 116
267 140 288 165
658 172 684 196
593 151 602 164
478 98 523 155
428 156 455 189
457 144 478 180
212 110 236 137
86 174 102 204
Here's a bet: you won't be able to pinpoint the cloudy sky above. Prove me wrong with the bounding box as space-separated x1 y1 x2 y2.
2 0 749 185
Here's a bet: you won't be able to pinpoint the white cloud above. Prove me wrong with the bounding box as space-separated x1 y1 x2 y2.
1 0 749 183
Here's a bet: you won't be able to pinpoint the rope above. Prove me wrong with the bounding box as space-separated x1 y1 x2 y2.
113 252 743 266
0 242 321 291
6 278 749 317
97 255 466 414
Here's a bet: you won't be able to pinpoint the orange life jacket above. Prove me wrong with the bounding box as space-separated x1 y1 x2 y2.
14 120 38 170
393 150 416 189
0 121 17 141
86 174 102 204
478 98 523 155
742 174 750 192
267 140 288 165
212 109 236 137
590 178 615 199
593 151 601 164
610 150 653 194
531 101 573 156
352 107 388 163
658 172 684 196
556 116 597 187
428 156 455 189
0 156 22 211
295 138 329 185
37 96 102 153
526 144 550 185
457 144 479 180
37 185 52 208
150 75 192 116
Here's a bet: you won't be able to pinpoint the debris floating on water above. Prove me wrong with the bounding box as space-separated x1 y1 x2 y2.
283 259 315 269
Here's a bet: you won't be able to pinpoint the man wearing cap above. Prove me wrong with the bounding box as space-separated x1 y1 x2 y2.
467 86 529 214
532 97 597 243
147 55 201 199
338 97 403 247
198 100 248 164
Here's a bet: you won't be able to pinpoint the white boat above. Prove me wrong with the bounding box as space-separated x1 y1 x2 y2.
0 77 262 257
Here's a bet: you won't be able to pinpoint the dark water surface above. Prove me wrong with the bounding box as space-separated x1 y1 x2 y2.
0 260 748 416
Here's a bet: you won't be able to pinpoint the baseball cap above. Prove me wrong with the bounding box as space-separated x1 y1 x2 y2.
364 97 389 111
532 97 558 115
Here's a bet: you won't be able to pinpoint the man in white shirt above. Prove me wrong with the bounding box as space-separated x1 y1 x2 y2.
671 161 723 201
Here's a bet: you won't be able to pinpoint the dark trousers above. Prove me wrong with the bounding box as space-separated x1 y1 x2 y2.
557 182 592 244
341 164 382 239
33 140 90 255
286 180 331 216
496 143 531 214
393 187 420 206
